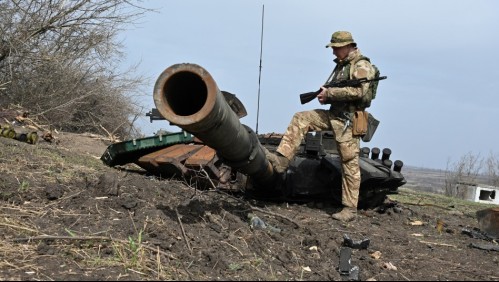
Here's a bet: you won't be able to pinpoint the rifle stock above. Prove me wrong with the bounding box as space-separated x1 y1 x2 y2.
300 90 321 105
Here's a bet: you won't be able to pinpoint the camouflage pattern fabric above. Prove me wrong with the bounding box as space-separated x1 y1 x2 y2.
324 49 376 116
275 47 375 209
325 31 356 48
276 110 361 208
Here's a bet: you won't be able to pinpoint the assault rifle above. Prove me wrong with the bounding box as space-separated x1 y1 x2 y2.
299 76 387 105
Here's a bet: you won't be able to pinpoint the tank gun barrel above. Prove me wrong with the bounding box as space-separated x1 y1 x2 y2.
153 63 276 187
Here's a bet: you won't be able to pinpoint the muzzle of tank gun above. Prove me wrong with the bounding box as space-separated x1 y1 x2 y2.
153 63 277 188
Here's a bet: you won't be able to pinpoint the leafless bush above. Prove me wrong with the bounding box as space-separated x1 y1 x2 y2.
444 152 483 197
0 0 150 139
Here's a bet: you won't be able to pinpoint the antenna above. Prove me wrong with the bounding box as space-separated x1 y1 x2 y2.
255 4 264 134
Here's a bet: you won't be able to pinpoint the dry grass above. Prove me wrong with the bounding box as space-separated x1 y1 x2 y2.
0 138 185 280
0 203 183 280
389 187 496 217
0 139 102 189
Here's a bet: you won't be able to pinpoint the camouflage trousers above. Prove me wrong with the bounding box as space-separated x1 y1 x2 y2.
276 109 361 208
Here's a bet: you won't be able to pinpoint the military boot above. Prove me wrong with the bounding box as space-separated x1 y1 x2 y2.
273 153 290 174
332 207 357 222
263 148 290 174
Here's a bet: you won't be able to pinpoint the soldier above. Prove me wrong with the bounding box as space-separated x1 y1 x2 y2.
266 31 377 222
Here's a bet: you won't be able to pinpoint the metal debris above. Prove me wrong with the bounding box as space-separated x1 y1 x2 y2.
462 228 495 241
338 247 360 281
343 234 370 250
476 207 499 239
247 213 282 233
468 242 499 252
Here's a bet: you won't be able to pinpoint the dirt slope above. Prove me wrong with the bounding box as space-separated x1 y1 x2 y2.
0 130 497 281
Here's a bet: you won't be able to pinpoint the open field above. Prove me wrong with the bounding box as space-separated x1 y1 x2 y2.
403 166 447 194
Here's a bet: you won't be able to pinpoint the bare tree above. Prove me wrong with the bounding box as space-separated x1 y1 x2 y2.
486 152 499 187
444 152 483 197
0 0 151 139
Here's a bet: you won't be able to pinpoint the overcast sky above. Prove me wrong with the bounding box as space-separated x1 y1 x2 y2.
120 0 499 170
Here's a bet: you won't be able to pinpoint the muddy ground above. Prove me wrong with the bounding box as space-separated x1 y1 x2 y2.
0 129 498 281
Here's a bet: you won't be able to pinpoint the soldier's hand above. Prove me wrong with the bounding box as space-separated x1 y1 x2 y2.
318 87 327 104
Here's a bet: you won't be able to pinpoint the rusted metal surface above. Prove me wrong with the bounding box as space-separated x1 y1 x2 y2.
184 145 221 182
136 144 202 176
153 144 203 164
137 144 184 166
476 207 499 238
185 145 217 166
136 143 236 188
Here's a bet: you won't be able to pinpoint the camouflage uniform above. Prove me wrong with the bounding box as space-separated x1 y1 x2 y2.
276 31 376 210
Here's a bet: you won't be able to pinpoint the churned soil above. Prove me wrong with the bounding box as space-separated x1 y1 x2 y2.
0 130 497 281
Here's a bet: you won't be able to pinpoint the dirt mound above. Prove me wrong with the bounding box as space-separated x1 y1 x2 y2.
0 131 497 281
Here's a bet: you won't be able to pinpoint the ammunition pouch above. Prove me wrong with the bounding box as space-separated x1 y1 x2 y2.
362 112 380 142
352 111 380 142
352 111 368 137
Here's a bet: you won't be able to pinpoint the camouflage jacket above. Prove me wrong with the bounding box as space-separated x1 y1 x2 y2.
323 48 376 116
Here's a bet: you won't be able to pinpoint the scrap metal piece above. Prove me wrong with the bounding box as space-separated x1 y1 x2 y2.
349 266 360 281
338 247 360 281
469 242 499 252
343 234 370 249
461 228 495 241
338 247 353 276
184 145 220 178
247 213 282 233
137 144 203 176
476 207 499 239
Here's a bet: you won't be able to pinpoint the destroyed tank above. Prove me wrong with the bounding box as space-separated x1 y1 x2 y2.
101 63 406 208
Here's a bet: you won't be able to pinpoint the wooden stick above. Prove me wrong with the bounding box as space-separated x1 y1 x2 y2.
419 240 457 248
175 208 192 254
221 241 244 257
